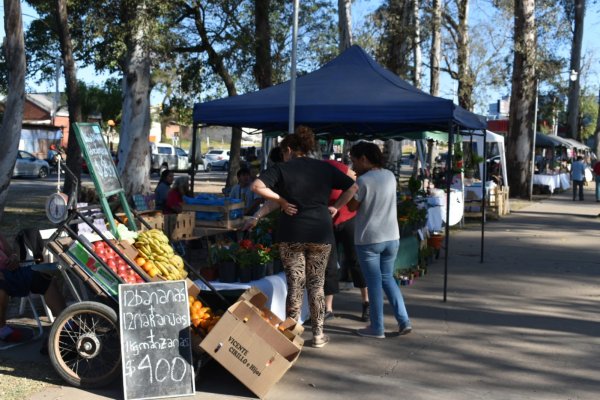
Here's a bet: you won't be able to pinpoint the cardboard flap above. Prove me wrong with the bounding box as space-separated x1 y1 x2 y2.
280 317 304 336
239 287 268 309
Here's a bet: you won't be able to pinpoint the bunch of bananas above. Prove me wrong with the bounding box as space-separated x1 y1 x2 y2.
134 229 187 280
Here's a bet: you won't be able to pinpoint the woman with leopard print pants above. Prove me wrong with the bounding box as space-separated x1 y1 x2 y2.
252 126 357 348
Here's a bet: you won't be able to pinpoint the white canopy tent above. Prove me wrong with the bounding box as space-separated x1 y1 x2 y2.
470 130 508 187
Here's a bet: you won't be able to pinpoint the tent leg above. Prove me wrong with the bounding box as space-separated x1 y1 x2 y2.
443 123 454 302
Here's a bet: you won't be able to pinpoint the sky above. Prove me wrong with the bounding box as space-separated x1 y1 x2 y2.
1 1 599 115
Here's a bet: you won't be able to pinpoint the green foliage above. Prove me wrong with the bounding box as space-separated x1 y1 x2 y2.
78 78 123 126
579 93 599 140
397 197 427 230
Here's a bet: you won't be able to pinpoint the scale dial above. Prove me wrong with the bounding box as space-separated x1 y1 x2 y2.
45 193 69 224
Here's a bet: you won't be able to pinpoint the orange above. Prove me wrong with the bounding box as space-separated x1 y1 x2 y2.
191 318 201 327
192 301 203 312
135 257 147 267
188 295 196 305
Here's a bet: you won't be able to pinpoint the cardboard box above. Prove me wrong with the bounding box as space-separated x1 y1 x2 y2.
182 201 244 229
164 211 195 240
200 287 304 399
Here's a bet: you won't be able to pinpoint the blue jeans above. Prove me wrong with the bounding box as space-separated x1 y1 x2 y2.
595 176 600 201
355 240 410 335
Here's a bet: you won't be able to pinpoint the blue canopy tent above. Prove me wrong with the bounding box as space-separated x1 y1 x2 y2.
193 45 486 136
191 45 487 301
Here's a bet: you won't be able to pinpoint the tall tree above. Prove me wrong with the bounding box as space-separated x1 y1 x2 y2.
593 90 600 159
118 1 152 197
506 0 536 198
412 0 422 89
338 0 353 51
565 0 586 140
255 0 273 89
429 0 442 96
55 0 83 197
442 0 474 110
374 0 413 80
0 0 26 220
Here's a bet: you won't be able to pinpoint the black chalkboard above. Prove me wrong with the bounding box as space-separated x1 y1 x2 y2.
73 123 121 196
119 281 195 400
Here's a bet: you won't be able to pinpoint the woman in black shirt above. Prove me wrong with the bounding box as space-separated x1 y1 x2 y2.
252 126 357 348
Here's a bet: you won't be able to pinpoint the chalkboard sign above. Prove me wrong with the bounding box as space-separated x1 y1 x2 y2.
119 281 195 400
73 123 121 196
73 122 137 237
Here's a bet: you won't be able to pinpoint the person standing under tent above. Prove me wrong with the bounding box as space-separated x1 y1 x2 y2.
348 141 412 339
251 126 357 348
323 159 370 322
229 167 262 216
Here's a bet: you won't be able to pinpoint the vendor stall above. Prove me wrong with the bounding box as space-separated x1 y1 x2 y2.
532 173 571 193
191 45 488 302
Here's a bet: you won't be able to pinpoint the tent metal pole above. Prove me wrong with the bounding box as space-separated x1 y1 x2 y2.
288 0 300 134
443 122 454 302
480 130 487 263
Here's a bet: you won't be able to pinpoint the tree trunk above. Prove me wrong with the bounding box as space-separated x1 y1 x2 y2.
254 0 272 89
193 7 240 188
593 90 600 160
0 0 26 221
507 0 536 199
384 0 412 79
118 8 152 198
429 0 442 96
338 0 352 51
566 0 585 140
412 0 421 89
456 0 474 111
55 0 83 198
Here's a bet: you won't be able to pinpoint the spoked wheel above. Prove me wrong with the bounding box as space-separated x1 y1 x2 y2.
48 302 121 388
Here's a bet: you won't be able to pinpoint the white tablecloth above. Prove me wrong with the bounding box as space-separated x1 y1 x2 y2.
464 184 490 202
424 190 463 232
195 272 309 323
533 173 570 193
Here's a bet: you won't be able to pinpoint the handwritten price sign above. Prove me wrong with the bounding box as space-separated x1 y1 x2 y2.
119 281 195 400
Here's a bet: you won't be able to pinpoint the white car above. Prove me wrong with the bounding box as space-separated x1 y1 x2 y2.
204 149 230 172
12 150 50 178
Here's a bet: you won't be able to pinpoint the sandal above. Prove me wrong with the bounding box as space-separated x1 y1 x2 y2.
311 334 330 348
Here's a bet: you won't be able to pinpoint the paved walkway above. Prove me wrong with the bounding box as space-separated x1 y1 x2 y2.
3 185 600 400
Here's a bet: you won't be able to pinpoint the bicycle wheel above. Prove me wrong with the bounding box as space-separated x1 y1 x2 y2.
48 301 121 388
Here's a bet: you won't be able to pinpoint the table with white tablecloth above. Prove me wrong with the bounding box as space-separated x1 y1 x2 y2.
532 173 570 193
195 272 310 323
422 190 463 232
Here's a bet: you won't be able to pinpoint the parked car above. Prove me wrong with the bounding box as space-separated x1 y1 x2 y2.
203 149 230 172
13 150 50 178
150 143 191 174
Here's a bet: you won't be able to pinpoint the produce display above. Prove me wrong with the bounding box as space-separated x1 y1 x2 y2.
133 229 188 280
91 240 144 284
188 296 220 336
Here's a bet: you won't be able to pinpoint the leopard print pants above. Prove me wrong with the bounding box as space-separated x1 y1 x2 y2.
279 242 331 337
